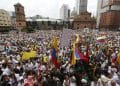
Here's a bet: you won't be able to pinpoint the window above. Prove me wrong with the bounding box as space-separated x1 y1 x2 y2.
109 5 111 10
85 17 87 20
19 23 21 25
17 8 20 11
2 12 4 14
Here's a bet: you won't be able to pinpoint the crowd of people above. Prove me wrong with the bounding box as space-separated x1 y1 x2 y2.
0 29 120 86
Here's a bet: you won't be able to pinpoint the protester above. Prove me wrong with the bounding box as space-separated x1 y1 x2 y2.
0 30 119 86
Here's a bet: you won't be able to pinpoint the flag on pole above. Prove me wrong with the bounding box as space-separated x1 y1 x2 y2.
116 52 120 64
51 48 60 68
51 35 60 68
70 34 81 65
53 36 59 51
70 50 76 65
76 48 89 63
96 36 106 43
74 34 88 63
70 42 76 65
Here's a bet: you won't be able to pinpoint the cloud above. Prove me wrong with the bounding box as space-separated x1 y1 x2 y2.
0 0 98 18
88 0 98 16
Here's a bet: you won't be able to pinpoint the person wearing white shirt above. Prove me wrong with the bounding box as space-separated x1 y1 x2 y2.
107 80 119 86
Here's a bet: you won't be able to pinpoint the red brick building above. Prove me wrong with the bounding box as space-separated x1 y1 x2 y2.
14 3 26 30
100 11 120 30
73 12 96 29
99 0 120 30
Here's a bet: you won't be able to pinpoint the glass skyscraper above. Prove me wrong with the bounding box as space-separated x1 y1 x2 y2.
76 0 88 15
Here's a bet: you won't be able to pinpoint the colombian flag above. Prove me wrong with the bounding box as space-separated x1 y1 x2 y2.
117 52 120 64
21 50 37 60
53 36 59 51
70 34 89 65
71 47 89 64
70 50 76 65
96 36 106 43
51 48 60 69
76 48 89 63
70 41 77 65
75 48 80 60
51 36 60 69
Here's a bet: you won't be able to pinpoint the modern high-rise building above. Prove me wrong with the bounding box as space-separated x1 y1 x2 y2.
71 7 77 18
0 9 11 27
97 0 120 30
9 11 16 17
76 0 88 15
60 4 70 21
14 3 26 30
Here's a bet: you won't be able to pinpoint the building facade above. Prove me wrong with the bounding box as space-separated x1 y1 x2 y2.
73 12 96 29
14 3 26 30
73 0 96 29
76 0 88 15
60 4 70 21
9 11 16 29
0 9 11 27
26 18 66 30
97 0 120 30
71 7 77 18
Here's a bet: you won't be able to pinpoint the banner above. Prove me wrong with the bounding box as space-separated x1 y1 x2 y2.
21 51 37 60
60 29 73 48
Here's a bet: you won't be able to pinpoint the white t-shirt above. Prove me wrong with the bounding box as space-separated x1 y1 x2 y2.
107 80 120 86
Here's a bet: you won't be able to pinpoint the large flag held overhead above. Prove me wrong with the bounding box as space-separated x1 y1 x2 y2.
96 36 106 43
21 50 37 60
53 36 59 51
51 48 60 68
76 48 89 63
70 34 78 65
70 48 87 64
51 36 60 69
116 52 120 64
71 50 76 65
75 48 80 60
70 34 89 65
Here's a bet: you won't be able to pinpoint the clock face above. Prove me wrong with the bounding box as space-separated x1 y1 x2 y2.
101 0 109 7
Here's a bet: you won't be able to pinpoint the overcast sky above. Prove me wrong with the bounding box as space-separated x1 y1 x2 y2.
0 0 98 18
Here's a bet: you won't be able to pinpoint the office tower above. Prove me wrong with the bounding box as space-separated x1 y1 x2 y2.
76 0 88 15
60 4 69 21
